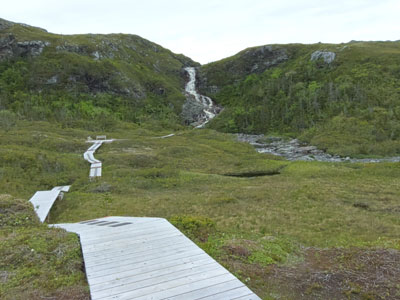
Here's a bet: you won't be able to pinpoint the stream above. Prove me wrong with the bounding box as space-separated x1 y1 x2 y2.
182 69 399 163
237 134 400 163
184 67 221 128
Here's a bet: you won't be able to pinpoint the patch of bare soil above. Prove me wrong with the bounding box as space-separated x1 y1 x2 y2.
10 287 90 300
222 247 400 300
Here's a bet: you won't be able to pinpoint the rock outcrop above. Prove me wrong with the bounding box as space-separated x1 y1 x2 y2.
243 46 288 74
0 34 50 61
0 18 14 31
198 45 288 94
310 51 336 64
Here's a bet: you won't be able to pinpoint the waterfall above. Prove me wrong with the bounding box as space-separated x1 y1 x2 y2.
184 67 220 128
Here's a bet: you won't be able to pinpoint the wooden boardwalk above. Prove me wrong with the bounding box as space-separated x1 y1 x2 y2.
54 216 261 300
29 186 70 222
84 139 113 178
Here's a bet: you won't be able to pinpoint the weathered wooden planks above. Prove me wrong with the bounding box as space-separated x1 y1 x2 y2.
54 216 261 300
29 186 70 222
83 139 113 178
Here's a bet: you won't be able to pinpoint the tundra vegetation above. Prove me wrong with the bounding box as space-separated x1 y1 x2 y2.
1 121 400 299
1 18 400 299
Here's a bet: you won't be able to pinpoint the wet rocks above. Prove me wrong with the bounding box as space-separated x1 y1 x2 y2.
183 67 222 127
236 134 400 163
311 51 336 64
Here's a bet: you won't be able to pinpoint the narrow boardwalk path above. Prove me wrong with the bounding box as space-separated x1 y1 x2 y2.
29 185 70 222
54 216 261 300
83 139 113 178
29 136 261 299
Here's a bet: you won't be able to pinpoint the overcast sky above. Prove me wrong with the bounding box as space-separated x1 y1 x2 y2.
2 0 399 64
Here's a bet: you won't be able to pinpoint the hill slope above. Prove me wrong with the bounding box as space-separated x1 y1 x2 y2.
0 18 197 130
199 42 400 156
1 19 400 300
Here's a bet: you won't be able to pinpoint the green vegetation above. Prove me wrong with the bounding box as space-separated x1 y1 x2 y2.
0 19 196 130
0 194 89 300
202 42 400 156
1 120 399 299
2 18 400 299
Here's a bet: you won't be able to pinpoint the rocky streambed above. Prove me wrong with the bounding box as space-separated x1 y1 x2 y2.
237 134 400 163
182 67 222 128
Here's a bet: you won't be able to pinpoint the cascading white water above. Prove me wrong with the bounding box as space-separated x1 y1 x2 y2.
184 67 220 128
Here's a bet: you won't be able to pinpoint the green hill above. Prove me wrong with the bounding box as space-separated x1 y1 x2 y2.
0 18 197 130
2 17 400 156
200 42 400 156
1 19 400 300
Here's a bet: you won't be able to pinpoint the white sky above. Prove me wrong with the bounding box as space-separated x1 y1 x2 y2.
2 0 399 64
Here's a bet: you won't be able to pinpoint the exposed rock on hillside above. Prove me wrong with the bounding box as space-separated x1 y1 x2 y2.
181 96 206 125
0 18 14 31
244 46 288 73
198 45 288 94
0 34 50 60
310 50 336 63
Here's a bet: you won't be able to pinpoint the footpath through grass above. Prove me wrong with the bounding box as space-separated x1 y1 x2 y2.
1 121 400 299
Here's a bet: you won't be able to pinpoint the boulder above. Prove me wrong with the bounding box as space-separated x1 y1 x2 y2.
311 51 336 64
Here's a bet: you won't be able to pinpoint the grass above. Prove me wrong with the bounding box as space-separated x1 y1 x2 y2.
1 120 400 299
0 194 89 300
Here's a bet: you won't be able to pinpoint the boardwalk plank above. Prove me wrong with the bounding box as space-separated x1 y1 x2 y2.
84 139 113 178
54 216 261 300
90 257 213 292
91 263 222 299
163 280 245 300
29 186 70 223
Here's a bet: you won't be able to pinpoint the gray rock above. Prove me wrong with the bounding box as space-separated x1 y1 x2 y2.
198 45 288 95
244 45 289 74
0 34 50 60
0 34 15 60
0 18 14 31
56 44 88 55
181 95 206 125
46 75 59 84
92 51 101 60
297 146 317 153
16 40 50 56
237 134 400 163
311 51 336 64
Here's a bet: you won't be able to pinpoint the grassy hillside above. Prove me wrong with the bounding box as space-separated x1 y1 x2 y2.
1 120 400 299
0 18 197 130
1 18 400 300
200 42 400 156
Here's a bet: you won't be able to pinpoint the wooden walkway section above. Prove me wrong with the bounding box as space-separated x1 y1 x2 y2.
29 186 70 222
83 139 113 178
54 216 261 300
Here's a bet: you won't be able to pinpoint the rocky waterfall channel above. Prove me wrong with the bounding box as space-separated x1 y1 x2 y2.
237 134 400 163
182 67 221 128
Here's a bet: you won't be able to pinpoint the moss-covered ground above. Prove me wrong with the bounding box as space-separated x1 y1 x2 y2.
1 120 400 299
